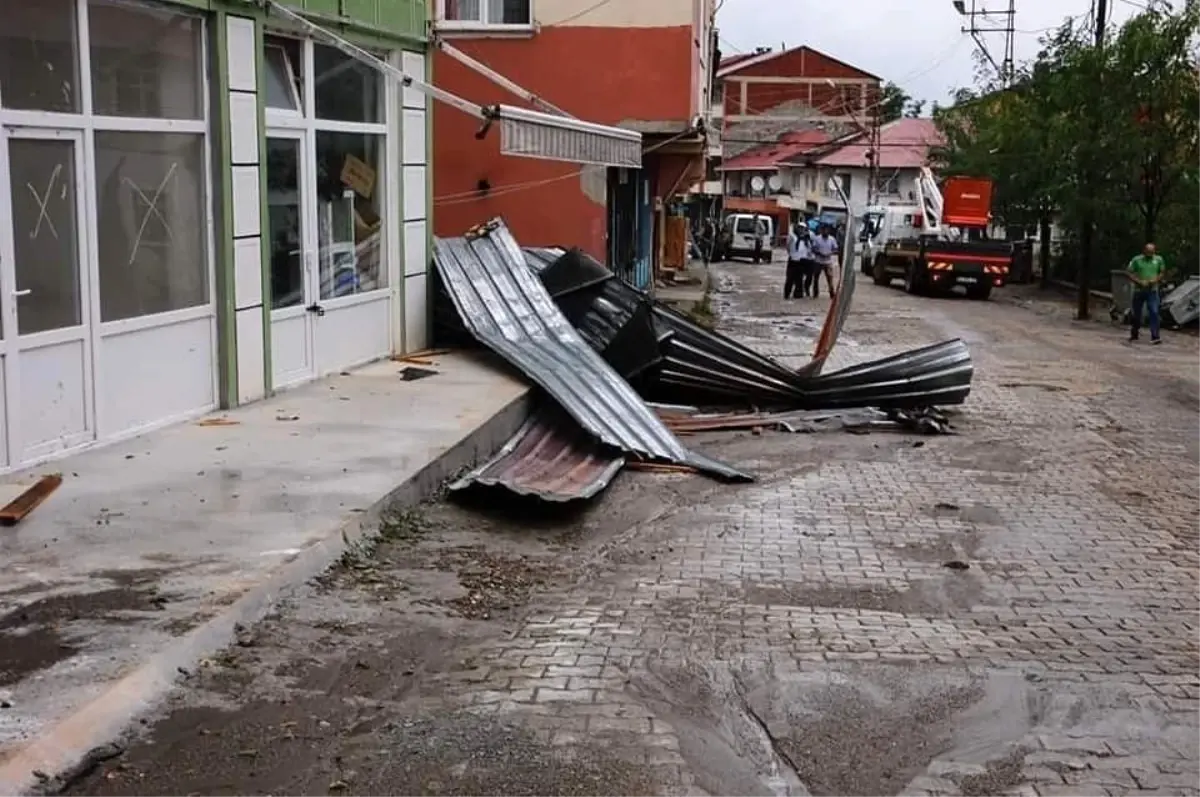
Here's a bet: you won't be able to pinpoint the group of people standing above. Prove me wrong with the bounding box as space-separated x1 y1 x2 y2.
785 217 840 300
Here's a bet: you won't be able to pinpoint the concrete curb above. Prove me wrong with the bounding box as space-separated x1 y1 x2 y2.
0 390 532 796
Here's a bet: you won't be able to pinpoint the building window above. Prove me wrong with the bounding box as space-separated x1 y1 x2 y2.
825 172 851 200
315 132 386 298
875 173 900 196
264 36 391 307
95 132 208 321
264 37 302 112
444 0 532 26
314 43 382 123
89 0 209 321
89 0 203 119
0 0 80 112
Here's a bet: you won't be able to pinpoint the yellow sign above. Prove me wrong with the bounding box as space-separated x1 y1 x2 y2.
340 154 376 199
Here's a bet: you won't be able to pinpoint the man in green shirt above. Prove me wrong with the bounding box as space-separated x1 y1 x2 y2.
1126 243 1166 344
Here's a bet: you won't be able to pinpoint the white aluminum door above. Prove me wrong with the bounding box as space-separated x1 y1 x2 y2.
0 127 95 465
266 131 318 389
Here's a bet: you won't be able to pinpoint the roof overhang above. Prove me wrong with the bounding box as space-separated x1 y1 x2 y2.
497 105 643 167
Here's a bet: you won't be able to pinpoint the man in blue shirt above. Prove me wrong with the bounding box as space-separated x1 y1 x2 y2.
785 222 810 299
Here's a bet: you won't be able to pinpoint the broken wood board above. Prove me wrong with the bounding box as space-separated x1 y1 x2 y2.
392 348 453 363
196 417 239 427
0 473 63 526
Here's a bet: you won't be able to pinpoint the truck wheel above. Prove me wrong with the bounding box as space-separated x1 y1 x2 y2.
967 283 993 301
872 257 890 286
904 264 923 295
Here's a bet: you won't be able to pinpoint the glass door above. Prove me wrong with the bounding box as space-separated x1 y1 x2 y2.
266 131 317 388
0 128 95 464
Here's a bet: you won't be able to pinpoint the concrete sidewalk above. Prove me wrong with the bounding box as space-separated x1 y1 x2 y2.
0 352 530 793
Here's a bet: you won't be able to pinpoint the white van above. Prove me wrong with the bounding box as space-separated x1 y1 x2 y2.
716 213 774 263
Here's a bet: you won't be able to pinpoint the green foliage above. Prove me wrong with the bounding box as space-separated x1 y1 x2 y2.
879 82 926 123
933 3 1200 284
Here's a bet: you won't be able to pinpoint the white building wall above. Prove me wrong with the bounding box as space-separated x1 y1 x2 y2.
535 0 694 26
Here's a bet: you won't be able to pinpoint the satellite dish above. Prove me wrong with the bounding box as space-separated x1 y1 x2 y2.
768 174 783 191
750 175 766 192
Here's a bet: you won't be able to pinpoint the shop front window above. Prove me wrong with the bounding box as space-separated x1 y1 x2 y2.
0 0 80 113
315 132 385 299
314 44 381 124
88 0 203 119
94 132 208 321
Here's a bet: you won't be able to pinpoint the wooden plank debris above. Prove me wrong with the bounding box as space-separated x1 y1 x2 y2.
0 474 63 526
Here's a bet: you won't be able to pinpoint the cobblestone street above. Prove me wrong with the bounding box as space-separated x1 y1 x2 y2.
71 259 1199 797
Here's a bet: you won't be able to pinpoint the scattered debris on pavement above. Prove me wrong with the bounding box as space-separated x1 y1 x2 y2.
655 406 957 436
0 473 63 526
195 417 239 427
398 366 438 382
432 218 976 504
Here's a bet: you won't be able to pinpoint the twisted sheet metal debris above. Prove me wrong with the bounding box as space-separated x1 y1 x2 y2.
450 406 625 501
432 219 749 483
793 339 974 409
656 406 957 435
434 220 975 503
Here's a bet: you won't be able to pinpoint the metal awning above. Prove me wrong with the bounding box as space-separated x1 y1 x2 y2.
266 3 642 168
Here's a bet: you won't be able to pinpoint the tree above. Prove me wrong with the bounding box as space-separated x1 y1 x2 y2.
932 3 1200 303
878 82 925 122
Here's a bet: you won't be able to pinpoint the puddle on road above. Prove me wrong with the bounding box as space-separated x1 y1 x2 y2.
631 661 1046 797
0 576 172 688
0 626 79 687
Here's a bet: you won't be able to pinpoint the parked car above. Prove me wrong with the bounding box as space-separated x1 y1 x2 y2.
713 213 773 263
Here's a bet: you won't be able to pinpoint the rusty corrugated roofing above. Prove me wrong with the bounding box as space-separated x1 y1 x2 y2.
432 219 750 483
449 407 624 502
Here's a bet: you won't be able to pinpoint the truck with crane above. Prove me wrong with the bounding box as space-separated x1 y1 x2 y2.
858 167 1013 301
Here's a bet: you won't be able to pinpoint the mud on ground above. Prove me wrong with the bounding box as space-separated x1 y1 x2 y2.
59 425 921 797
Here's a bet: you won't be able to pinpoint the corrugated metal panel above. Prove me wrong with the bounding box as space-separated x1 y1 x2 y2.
432 219 750 482
499 109 642 168
795 339 974 409
649 302 807 405
1162 276 1200 326
449 407 625 502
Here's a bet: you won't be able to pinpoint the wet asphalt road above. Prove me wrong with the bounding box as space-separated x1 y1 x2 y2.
62 259 1199 796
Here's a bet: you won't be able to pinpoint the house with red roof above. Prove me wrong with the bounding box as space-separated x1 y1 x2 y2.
782 117 945 222
691 44 882 233
711 117 944 233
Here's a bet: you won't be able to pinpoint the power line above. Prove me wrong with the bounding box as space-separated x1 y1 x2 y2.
956 0 1019 86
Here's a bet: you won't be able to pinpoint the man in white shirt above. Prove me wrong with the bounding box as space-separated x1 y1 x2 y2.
785 222 810 299
809 224 840 298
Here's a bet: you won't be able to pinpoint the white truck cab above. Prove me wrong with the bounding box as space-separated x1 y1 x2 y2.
858 204 923 273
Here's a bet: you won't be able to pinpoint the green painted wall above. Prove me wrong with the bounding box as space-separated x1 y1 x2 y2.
161 0 426 43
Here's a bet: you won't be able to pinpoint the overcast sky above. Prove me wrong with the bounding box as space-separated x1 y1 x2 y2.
716 0 1143 107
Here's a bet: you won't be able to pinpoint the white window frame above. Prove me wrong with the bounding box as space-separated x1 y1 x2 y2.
0 0 217 444
263 33 392 311
436 0 535 34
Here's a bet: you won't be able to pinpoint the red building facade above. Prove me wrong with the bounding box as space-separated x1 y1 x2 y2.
432 0 713 272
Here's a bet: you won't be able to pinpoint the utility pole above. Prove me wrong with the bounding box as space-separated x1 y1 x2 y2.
865 105 882 206
1078 0 1107 319
952 0 1018 87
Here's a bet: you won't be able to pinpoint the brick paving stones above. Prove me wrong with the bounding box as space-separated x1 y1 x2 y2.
427 262 1199 795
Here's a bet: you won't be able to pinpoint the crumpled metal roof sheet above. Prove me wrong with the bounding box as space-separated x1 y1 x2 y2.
433 219 750 483
794 339 974 409
650 302 806 405
449 406 625 501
